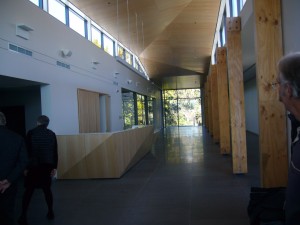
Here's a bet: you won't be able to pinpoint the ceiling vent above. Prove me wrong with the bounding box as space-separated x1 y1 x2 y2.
56 61 70 69
9 43 33 57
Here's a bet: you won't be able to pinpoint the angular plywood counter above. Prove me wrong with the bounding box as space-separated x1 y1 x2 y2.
57 126 155 179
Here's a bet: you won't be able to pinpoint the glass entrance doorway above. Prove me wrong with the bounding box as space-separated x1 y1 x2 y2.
163 89 202 127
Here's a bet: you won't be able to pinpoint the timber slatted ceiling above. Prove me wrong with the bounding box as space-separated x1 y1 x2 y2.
226 17 247 174
254 0 288 187
68 0 220 83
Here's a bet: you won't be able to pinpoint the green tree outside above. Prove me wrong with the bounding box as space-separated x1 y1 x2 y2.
164 89 201 127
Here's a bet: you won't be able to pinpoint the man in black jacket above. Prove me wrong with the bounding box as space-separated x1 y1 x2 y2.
0 111 28 225
18 115 58 225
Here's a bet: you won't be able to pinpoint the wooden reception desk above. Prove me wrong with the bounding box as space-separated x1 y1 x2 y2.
56 126 155 179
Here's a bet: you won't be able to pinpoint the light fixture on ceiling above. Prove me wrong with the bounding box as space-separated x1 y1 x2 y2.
127 79 132 84
60 49 72 58
16 24 34 40
92 61 100 65
114 72 119 78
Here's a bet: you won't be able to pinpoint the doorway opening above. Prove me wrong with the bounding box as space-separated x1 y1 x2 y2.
163 89 202 127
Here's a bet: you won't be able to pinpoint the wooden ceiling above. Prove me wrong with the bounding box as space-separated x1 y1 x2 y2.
69 0 221 88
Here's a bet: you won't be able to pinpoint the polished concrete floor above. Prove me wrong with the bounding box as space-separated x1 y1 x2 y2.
14 126 260 225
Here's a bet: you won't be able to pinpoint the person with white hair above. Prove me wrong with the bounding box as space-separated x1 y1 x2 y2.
0 111 28 225
276 52 300 224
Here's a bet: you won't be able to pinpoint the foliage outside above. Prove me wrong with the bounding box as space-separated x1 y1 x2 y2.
122 92 153 129
92 39 101 48
123 97 134 130
164 89 201 127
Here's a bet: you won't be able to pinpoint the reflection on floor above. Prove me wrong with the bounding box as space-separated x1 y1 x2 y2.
15 126 260 225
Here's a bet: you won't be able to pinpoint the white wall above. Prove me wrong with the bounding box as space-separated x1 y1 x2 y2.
282 0 300 54
244 77 259 134
240 0 300 135
0 0 162 134
240 0 259 135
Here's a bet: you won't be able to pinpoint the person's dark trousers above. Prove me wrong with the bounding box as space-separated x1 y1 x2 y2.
20 186 53 218
0 184 18 225
261 222 285 225
19 165 54 222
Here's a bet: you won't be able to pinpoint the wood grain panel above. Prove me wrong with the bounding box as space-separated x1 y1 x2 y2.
77 89 100 133
210 74 215 136
226 17 247 174
204 83 209 128
211 65 220 143
254 0 288 187
56 135 87 179
216 47 231 155
207 76 213 134
68 0 221 84
57 126 154 179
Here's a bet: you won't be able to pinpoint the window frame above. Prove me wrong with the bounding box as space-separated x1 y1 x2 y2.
68 7 87 38
48 0 67 24
29 0 149 79
103 34 115 56
91 25 102 48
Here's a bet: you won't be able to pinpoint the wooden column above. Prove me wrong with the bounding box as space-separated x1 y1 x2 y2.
226 17 247 174
209 74 214 136
204 82 209 128
254 0 288 187
211 65 220 143
216 47 231 154
207 76 213 134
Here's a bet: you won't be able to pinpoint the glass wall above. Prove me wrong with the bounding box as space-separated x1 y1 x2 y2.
69 9 86 37
147 97 154 125
91 26 102 48
137 94 145 125
48 0 66 24
122 89 155 129
29 0 40 6
122 91 135 130
163 89 201 127
103 34 114 56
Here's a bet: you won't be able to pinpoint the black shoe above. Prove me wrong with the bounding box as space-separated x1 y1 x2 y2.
18 216 29 225
47 210 55 220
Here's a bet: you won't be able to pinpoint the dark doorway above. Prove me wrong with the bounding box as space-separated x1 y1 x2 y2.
0 106 26 137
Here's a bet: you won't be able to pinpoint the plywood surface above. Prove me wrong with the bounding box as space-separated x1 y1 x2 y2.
210 65 220 142
226 17 247 174
68 0 221 84
57 126 154 179
254 0 288 187
216 47 231 155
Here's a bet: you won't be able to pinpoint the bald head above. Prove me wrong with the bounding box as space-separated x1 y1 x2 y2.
0 112 7 126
